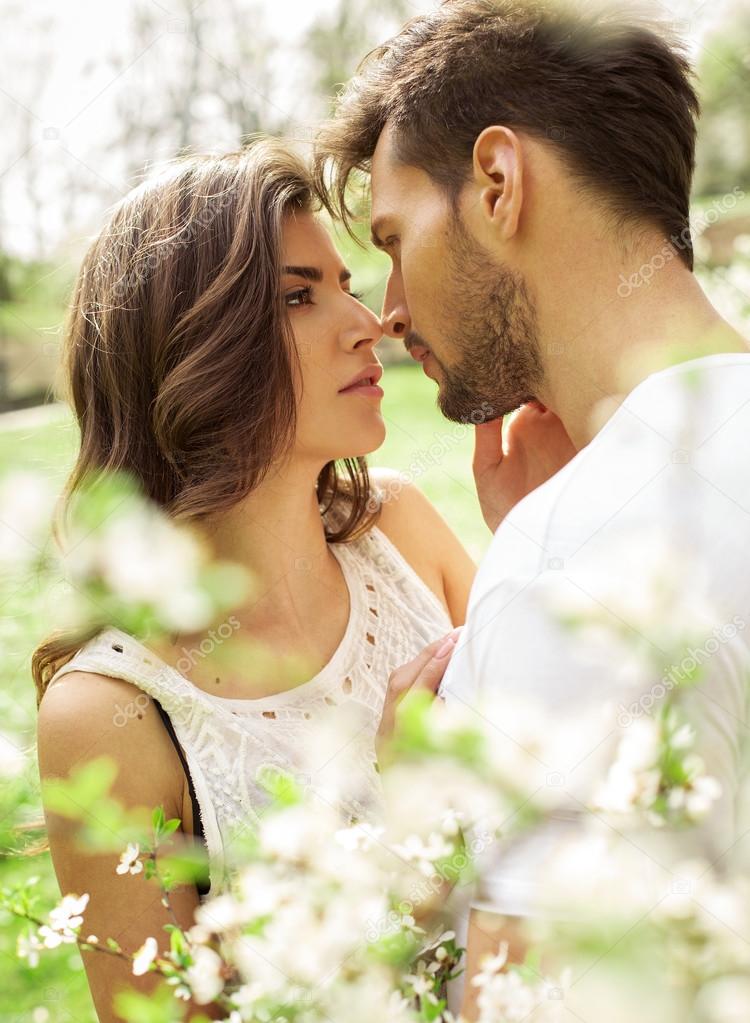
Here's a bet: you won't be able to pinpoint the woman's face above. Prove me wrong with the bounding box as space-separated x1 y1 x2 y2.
282 211 386 465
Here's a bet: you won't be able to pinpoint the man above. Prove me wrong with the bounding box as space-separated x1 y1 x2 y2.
314 0 750 1017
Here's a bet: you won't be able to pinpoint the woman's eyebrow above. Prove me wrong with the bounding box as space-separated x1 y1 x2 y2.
282 265 352 284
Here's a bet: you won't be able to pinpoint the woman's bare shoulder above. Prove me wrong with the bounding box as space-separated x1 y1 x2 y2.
37 670 185 817
368 467 476 625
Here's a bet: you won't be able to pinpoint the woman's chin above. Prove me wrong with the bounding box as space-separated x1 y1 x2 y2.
331 419 386 460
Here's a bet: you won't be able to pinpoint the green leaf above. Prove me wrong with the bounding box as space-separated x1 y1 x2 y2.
255 766 303 807
393 689 435 751
113 980 185 1023
156 848 210 887
167 925 186 959
161 818 181 838
41 756 119 819
368 928 417 967
200 562 252 609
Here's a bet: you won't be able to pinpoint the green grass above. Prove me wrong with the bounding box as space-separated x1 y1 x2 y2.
0 363 487 1022
0 302 65 344
372 361 490 560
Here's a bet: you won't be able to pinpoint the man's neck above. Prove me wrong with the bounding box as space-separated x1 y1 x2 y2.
537 266 748 449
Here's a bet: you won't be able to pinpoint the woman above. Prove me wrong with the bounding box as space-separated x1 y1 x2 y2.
34 138 476 1020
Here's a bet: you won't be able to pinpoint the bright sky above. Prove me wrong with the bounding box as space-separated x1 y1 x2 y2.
0 0 736 258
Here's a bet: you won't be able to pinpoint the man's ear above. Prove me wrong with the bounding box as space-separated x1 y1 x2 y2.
472 126 524 240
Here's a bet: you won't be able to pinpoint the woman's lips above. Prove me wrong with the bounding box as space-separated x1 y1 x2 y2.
338 381 384 398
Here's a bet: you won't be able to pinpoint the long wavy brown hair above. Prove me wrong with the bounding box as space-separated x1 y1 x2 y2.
31 136 379 712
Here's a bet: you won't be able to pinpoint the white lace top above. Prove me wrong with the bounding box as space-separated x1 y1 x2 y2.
48 509 453 899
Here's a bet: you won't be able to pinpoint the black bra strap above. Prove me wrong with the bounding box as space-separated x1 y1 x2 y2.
152 699 210 897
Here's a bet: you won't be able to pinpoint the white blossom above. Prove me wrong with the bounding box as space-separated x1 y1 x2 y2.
186 945 225 1004
115 842 143 875
0 471 54 571
392 832 455 876
132 936 159 976
472 942 570 1023
64 500 216 632
38 893 89 947
17 930 43 967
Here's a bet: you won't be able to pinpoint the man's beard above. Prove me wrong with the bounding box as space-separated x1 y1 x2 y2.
421 217 544 425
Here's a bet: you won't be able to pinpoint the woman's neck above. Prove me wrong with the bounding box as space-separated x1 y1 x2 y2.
197 460 335 599
185 458 353 647
156 461 353 695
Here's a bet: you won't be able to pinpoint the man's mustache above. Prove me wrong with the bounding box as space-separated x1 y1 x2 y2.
403 330 430 355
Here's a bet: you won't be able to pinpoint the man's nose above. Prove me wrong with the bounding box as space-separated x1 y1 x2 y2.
381 278 411 341
381 304 411 340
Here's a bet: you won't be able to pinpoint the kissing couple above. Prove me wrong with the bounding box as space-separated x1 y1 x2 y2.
37 2 750 1021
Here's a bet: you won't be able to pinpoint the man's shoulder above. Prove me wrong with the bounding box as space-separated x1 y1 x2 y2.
475 353 750 598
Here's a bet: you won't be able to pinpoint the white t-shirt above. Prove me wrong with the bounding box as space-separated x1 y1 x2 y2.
441 353 750 916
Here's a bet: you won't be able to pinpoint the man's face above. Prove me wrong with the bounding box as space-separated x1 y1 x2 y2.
370 124 544 423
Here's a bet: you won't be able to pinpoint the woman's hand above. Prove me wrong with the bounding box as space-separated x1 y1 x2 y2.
376 629 461 757
473 401 577 533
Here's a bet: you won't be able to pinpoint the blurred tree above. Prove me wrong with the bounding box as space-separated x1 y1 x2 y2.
694 2 750 197
305 0 422 110
109 0 290 182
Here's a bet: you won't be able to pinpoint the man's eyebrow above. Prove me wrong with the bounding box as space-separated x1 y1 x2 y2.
282 265 352 284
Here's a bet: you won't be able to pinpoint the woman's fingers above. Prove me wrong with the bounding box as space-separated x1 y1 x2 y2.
377 629 462 742
410 631 460 695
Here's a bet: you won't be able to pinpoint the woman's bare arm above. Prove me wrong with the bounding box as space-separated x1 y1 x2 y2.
37 671 224 1022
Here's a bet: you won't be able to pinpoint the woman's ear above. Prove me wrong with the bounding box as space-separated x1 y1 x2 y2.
472 126 524 241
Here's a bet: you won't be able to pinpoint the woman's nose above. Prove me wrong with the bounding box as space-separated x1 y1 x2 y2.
349 302 384 350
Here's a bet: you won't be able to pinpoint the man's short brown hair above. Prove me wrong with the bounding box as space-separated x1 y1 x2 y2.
313 0 700 269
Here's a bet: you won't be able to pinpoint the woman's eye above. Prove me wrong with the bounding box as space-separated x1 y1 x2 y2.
350 290 365 302
286 287 313 307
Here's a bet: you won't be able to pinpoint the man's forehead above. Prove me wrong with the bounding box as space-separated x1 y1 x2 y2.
370 123 424 237
370 127 399 243
372 120 398 170
370 123 398 206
